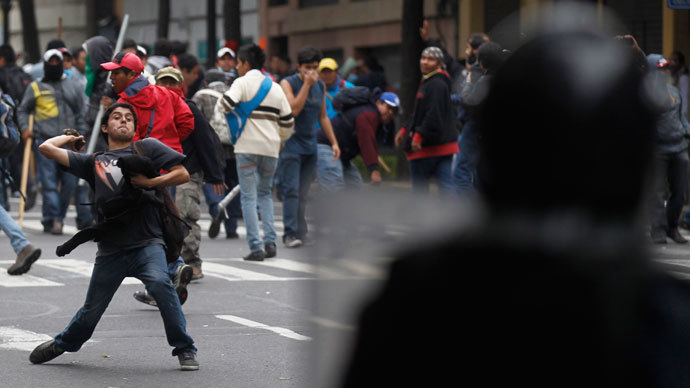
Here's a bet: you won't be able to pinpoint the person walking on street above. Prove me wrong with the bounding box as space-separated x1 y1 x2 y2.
103 52 194 154
394 46 458 193
453 33 490 195
193 69 242 241
18 49 87 234
318 57 354 123
218 44 294 261
278 46 340 248
133 67 224 305
646 54 690 244
32 102 199 370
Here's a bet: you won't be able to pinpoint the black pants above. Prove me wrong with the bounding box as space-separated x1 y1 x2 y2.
651 151 689 233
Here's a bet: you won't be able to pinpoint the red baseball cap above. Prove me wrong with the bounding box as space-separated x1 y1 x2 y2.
100 52 144 73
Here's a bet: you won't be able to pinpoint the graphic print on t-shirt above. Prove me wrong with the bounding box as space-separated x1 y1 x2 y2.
94 158 123 191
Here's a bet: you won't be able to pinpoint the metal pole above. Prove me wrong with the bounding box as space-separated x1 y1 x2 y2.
84 14 130 156
207 0 217 69
1 0 11 45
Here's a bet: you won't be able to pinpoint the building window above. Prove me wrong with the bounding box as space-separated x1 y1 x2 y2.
299 0 338 8
269 0 288 6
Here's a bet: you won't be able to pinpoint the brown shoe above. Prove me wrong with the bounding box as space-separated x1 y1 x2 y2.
50 220 63 235
7 244 41 275
192 265 204 280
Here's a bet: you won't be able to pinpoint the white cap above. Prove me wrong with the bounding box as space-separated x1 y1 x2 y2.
136 45 148 57
217 47 235 59
43 49 63 62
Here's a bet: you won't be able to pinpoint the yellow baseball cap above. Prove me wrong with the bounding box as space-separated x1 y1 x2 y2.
318 58 338 72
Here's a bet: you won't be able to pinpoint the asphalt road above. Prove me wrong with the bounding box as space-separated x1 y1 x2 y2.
0 194 392 388
2 191 690 388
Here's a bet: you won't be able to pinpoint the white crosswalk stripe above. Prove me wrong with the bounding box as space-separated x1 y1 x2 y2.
215 315 312 341
0 256 372 288
0 327 54 352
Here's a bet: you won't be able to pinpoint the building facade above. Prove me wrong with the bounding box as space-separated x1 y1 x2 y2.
4 0 258 66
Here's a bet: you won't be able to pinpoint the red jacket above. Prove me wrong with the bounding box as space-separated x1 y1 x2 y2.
117 76 194 153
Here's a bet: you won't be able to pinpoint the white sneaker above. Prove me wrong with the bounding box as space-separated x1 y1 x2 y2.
284 236 303 248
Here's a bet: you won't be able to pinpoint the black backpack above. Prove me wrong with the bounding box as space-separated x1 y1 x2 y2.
333 86 379 112
70 140 191 263
0 66 31 105
0 93 19 158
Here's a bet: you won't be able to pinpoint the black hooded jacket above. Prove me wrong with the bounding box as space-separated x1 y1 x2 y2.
404 70 457 148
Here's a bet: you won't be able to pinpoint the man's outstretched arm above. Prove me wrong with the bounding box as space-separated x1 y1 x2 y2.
130 164 190 189
37 134 85 167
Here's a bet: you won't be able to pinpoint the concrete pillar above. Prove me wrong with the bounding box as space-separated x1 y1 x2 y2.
663 0 675 58
459 0 484 60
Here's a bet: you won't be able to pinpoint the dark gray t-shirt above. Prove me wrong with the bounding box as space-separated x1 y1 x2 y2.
67 138 185 256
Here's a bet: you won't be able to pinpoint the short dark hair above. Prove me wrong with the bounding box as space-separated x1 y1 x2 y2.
46 39 66 50
477 41 504 73
153 39 173 57
177 53 198 72
71 47 85 59
469 33 489 50
100 102 138 144
297 46 322 65
171 40 188 55
0 45 15 64
672 50 686 66
122 38 137 51
237 44 266 70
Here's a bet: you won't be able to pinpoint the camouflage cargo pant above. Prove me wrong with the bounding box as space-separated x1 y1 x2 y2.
176 171 203 268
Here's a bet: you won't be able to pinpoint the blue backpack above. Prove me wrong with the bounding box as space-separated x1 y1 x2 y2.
225 76 273 145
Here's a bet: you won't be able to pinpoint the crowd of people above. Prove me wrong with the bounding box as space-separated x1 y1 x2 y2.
0 15 690 372
0 31 406 371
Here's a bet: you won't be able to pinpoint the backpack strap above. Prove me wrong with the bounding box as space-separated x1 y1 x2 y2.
85 150 104 190
226 76 273 144
242 76 273 113
145 109 155 138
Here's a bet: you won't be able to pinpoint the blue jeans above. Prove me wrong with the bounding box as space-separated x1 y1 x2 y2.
316 143 363 192
0 181 29 254
453 123 480 195
202 158 241 235
277 150 317 239
36 139 77 226
409 155 455 194
54 244 196 356
236 153 278 252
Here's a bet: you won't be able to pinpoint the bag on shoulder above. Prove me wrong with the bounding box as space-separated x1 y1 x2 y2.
132 141 190 263
333 86 378 112
225 76 273 145
0 93 20 158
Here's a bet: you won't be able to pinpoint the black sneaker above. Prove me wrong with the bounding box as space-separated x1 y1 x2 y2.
208 212 225 239
178 350 199 371
226 232 239 239
243 250 265 261
283 235 303 248
133 290 158 307
173 264 193 305
264 242 277 258
29 339 64 364
667 228 688 244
